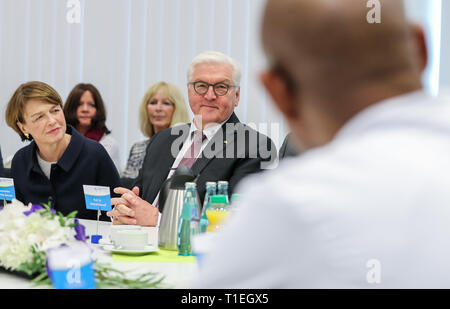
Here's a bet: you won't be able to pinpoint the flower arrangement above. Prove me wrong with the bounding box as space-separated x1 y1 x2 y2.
0 199 165 288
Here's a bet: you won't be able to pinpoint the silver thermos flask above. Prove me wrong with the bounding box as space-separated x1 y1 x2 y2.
158 167 197 250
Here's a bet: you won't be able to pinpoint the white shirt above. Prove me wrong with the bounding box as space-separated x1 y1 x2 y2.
152 118 228 226
167 119 226 180
152 118 228 206
195 90 450 288
36 152 56 180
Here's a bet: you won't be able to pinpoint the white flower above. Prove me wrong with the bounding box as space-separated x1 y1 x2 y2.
0 199 78 270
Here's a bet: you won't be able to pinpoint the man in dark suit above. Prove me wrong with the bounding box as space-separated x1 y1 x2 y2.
108 51 277 226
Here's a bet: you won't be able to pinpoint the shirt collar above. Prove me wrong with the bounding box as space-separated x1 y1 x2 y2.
189 115 232 142
333 89 432 142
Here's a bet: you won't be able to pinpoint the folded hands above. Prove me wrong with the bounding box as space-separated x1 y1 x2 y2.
108 186 159 226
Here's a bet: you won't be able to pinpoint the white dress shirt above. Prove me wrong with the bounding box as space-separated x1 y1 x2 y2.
36 152 56 180
195 90 450 288
166 119 226 180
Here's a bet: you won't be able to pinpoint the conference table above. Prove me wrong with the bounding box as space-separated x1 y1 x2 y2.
0 219 199 289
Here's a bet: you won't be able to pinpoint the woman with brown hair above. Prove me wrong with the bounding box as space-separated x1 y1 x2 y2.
5 81 120 220
63 83 120 170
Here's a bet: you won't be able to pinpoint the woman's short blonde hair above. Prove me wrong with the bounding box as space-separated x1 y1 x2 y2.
5 81 63 141
139 82 190 138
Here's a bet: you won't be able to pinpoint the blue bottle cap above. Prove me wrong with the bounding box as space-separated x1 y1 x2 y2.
91 235 102 244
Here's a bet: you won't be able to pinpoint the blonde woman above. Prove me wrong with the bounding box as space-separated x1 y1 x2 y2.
122 82 190 178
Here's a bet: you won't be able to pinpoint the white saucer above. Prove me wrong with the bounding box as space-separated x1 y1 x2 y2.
98 238 113 246
101 244 159 254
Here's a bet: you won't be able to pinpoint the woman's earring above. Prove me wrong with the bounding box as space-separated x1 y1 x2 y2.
24 133 30 139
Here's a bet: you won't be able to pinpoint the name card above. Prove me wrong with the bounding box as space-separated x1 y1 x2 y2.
82 185 112 211
0 178 15 201
47 243 96 289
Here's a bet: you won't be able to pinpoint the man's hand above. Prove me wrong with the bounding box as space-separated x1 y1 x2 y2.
107 186 159 226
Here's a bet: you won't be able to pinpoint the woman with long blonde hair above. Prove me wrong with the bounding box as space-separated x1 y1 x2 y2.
122 82 190 179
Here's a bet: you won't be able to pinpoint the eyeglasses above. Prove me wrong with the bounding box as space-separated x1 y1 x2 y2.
189 81 238 97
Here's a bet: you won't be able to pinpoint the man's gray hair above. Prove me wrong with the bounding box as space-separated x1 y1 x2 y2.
187 50 242 86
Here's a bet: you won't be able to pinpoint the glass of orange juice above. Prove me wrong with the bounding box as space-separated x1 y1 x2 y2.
205 195 229 232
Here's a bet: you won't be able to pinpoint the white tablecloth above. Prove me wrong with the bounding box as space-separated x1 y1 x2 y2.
0 219 199 289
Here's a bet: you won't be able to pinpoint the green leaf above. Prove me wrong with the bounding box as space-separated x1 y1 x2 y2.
31 272 50 285
66 211 78 219
16 257 167 289
7 198 167 289
93 262 167 289
16 247 48 279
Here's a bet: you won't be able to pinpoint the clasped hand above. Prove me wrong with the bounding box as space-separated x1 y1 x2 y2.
107 186 159 226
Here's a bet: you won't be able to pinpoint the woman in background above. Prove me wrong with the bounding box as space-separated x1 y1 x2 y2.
5 81 120 220
63 83 121 171
121 81 190 179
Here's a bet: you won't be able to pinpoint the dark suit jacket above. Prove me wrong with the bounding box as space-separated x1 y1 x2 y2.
133 113 277 212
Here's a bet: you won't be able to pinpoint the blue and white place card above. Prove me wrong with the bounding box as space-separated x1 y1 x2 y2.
47 243 96 289
82 185 112 211
0 178 15 201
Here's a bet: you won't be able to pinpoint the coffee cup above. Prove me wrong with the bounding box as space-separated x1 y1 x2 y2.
109 225 141 245
141 226 158 248
114 230 148 250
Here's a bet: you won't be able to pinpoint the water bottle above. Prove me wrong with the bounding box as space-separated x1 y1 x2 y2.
231 193 241 204
217 181 230 205
205 195 230 233
200 182 217 233
190 184 200 242
178 182 199 256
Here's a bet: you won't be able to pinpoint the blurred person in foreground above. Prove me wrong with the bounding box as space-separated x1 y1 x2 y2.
64 83 121 171
5 81 120 220
107 51 277 226
196 0 450 288
121 81 190 179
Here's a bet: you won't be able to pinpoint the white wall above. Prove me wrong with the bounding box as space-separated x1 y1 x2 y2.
0 0 445 170
404 0 442 95
440 0 450 90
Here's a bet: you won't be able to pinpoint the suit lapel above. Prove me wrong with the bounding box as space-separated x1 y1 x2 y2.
167 124 190 161
150 125 189 192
